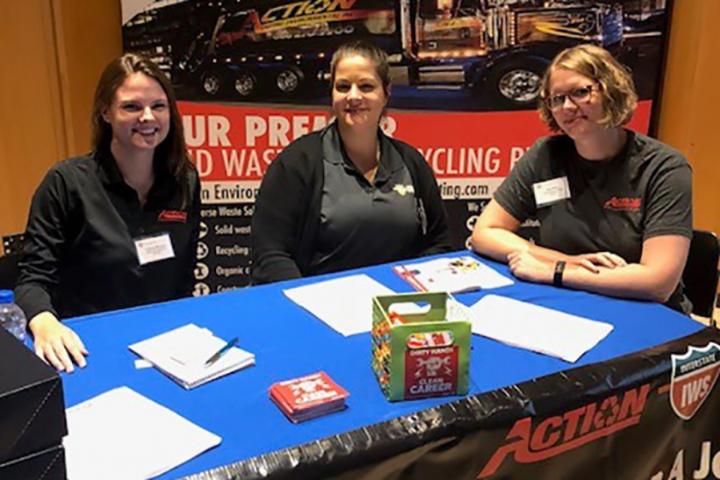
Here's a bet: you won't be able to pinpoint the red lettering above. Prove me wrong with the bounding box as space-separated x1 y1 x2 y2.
603 196 642 212
562 407 584 442
477 384 651 479
618 384 650 418
580 402 596 434
602 396 619 426
593 396 619 429
477 418 531 478
530 416 562 451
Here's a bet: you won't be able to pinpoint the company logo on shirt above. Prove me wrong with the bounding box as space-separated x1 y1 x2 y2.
603 196 641 212
393 184 415 196
158 210 188 223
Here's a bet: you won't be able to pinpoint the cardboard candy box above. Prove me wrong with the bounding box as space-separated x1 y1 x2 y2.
371 292 471 401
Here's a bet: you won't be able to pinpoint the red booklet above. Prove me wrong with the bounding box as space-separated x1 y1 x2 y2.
269 371 349 423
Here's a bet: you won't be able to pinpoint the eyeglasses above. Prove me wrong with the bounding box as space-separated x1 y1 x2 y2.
545 85 596 110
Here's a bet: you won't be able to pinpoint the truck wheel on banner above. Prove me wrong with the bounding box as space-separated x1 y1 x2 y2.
234 70 258 98
200 69 226 97
486 56 549 110
275 67 304 96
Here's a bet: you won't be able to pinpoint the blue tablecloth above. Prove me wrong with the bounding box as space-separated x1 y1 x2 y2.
60 252 703 479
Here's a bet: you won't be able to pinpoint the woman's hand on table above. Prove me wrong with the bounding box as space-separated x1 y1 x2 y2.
569 252 627 273
28 311 88 372
508 249 628 284
507 250 556 284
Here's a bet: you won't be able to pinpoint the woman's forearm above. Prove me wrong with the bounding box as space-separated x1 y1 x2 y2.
562 263 679 303
472 226 573 264
471 227 530 262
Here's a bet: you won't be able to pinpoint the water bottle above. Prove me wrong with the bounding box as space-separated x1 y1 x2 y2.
0 289 27 343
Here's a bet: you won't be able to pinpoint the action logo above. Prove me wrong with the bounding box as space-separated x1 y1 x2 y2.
157 210 187 222
603 196 642 212
476 384 650 478
670 342 720 420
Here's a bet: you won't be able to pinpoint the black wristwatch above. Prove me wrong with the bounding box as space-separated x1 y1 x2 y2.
553 261 566 287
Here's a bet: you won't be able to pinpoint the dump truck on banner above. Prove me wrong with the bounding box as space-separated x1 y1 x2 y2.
125 0 624 108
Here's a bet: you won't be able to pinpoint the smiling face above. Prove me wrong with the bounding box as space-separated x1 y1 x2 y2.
102 72 170 153
331 54 388 132
548 68 605 141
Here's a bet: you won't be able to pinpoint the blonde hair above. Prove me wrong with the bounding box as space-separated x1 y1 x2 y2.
539 44 638 132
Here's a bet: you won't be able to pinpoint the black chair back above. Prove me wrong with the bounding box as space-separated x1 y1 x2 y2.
0 254 20 290
682 230 719 319
0 233 25 291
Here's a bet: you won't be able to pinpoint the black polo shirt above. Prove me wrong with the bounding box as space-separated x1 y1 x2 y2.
308 129 422 275
15 151 200 320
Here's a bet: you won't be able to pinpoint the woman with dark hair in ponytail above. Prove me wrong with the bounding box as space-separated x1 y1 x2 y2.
251 40 451 284
15 53 200 372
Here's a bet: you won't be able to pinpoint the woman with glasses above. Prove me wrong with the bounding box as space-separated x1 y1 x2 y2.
471 44 692 313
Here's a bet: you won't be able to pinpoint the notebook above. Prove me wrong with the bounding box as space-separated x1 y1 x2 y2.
129 324 255 389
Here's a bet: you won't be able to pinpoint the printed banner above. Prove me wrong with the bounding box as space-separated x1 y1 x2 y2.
122 0 671 293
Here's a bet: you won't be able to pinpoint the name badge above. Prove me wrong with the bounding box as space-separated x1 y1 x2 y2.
134 233 175 265
533 176 570 207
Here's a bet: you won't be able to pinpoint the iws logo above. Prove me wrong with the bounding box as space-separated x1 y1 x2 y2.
670 343 720 420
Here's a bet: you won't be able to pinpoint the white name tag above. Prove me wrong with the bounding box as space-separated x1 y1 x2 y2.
134 233 175 265
533 176 571 207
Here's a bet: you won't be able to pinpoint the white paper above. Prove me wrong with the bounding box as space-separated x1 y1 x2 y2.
64 386 221 480
468 294 613 362
283 274 394 336
394 256 513 293
129 324 255 389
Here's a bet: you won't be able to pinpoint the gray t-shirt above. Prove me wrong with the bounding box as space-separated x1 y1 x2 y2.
494 131 692 312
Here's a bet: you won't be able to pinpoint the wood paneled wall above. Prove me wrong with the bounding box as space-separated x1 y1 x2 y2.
0 0 717 239
657 0 720 236
0 0 121 241
0 2 68 238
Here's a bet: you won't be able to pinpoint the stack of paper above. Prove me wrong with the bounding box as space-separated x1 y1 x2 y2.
283 274 395 336
467 294 613 363
394 256 513 293
64 387 221 480
129 324 255 389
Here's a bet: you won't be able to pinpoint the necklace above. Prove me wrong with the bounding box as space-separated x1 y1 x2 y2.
364 143 381 182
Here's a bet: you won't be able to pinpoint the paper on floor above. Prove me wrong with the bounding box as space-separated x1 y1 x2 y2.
64 386 220 480
284 274 394 336
468 294 613 362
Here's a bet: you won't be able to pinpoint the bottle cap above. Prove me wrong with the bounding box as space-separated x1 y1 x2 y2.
0 290 14 303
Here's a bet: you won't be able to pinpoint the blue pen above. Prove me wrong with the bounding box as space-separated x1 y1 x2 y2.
204 337 239 367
